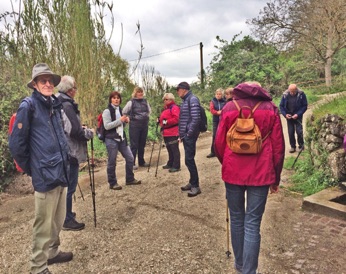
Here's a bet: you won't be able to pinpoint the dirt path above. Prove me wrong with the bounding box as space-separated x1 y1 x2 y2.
1 132 346 274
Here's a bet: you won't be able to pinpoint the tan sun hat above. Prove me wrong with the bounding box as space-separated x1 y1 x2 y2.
27 63 61 89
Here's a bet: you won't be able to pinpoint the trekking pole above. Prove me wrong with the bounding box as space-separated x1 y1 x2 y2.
90 138 97 227
155 135 163 178
77 182 85 201
225 199 231 258
291 145 304 169
148 120 159 172
148 141 156 172
86 139 97 227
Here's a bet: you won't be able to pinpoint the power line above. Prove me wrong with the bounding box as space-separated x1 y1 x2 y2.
128 43 200 62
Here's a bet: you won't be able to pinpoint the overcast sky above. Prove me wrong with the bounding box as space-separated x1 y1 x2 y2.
0 0 268 86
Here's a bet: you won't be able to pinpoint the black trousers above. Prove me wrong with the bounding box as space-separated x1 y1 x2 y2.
164 136 180 169
129 123 148 165
287 118 304 149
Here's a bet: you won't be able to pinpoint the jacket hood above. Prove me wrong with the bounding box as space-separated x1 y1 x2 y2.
233 83 272 101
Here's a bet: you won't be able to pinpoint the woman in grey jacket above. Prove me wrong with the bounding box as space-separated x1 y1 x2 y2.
122 86 151 170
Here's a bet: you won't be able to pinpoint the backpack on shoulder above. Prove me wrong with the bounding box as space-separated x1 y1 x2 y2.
188 96 208 132
96 113 105 142
8 97 34 172
226 101 270 154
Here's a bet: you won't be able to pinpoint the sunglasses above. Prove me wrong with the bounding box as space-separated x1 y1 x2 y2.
37 79 54 85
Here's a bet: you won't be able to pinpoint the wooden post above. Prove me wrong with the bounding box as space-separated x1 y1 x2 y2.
200 42 204 89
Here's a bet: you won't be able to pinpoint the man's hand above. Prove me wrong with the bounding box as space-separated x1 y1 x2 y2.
292 114 298 119
286 114 292 119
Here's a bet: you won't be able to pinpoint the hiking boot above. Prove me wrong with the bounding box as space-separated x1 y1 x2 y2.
109 183 122 190
133 165 138 170
31 268 52 274
187 187 201 197
126 179 142 185
206 153 216 158
169 168 181 173
47 251 73 265
139 163 149 167
289 147 296 153
62 219 85 231
181 183 192 191
162 164 172 169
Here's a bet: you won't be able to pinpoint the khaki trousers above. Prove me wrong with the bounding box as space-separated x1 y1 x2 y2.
30 186 67 274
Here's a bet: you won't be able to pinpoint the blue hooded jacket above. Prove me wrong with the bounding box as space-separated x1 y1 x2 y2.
9 90 69 192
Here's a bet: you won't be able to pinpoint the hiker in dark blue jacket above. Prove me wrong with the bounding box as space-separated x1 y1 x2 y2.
279 84 308 153
177 82 202 197
9 63 72 274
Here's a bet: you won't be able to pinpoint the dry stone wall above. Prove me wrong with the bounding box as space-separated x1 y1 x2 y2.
309 114 346 181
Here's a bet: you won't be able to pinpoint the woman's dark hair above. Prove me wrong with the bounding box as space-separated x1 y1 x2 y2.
108 91 122 104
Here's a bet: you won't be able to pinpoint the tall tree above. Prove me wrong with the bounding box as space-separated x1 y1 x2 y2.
248 0 346 87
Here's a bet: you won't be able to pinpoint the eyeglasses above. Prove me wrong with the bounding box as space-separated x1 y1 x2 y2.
73 87 78 91
37 79 54 85
163 99 169 101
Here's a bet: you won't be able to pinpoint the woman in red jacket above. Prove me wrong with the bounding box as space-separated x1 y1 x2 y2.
215 82 285 274
159 93 181 172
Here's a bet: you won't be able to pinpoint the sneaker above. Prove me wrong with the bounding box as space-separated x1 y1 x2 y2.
31 268 52 274
169 168 181 173
47 251 73 265
133 165 138 170
139 163 149 167
109 183 122 190
206 153 216 158
289 147 296 153
63 219 85 231
181 183 192 191
126 179 142 185
162 165 172 169
187 187 201 197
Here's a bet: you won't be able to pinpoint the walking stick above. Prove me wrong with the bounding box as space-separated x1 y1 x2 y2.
148 121 160 172
148 141 155 172
291 145 304 169
77 183 85 201
225 199 231 258
155 135 163 178
87 138 97 227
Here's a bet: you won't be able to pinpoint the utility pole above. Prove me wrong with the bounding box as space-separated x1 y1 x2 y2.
200 42 204 89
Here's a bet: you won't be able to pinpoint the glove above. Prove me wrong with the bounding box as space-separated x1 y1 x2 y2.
163 119 167 125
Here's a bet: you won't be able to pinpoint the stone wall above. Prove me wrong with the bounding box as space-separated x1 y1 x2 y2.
309 114 346 181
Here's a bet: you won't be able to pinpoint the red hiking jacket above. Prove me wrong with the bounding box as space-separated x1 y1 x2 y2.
215 83 285 186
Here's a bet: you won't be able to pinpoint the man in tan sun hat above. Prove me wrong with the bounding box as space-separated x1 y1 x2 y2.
9 63 73 274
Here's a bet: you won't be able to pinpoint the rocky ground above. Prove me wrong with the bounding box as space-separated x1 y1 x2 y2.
1 131 346 274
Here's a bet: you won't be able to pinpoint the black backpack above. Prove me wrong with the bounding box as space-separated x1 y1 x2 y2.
188 96 208 132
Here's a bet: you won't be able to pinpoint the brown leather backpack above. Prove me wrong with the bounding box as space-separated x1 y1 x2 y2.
226 101 270 154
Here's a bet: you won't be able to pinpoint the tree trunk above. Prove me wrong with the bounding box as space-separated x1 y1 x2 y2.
325 57 332 88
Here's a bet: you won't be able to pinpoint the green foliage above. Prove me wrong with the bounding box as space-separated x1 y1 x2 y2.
208 35 284 93
311 94 346 122
287 152 335 196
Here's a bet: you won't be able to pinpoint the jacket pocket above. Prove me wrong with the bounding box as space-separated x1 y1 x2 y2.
39 153 66 185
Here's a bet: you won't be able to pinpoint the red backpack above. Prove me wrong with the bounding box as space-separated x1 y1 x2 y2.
8 113 24 172
96 113 105 142
8 97 34 173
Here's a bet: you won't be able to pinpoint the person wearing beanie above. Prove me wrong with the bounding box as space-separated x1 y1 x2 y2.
9 63 73 274
56 75 94 231
176 81 202 197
